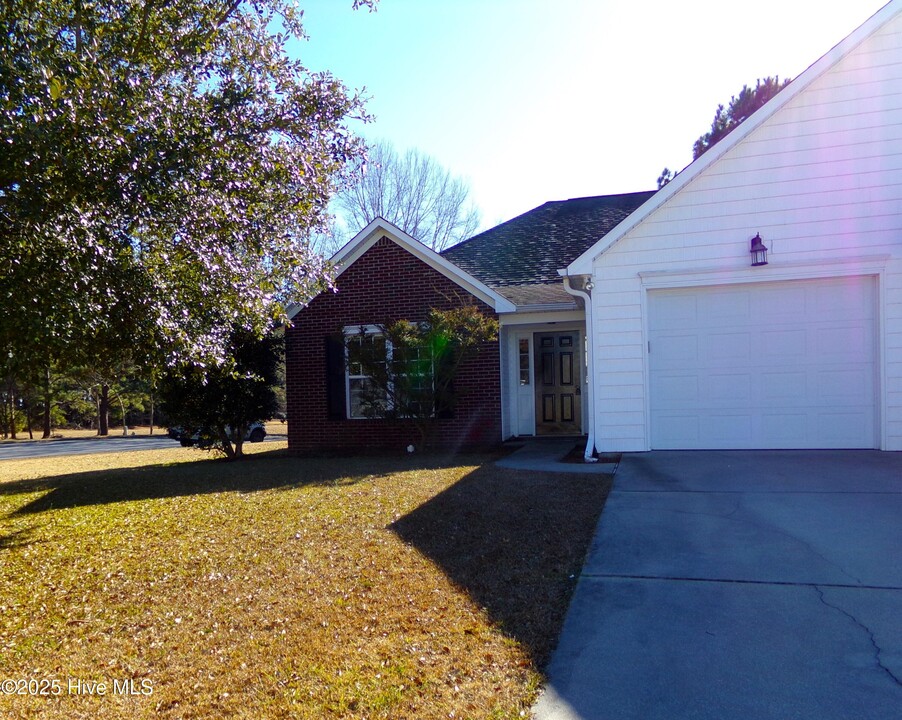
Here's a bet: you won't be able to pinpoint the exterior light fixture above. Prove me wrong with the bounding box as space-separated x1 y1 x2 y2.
750 233 768 266
585 280 595 291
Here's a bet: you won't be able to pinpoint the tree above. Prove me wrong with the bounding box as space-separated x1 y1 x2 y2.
0 370 24 440
307 217 351 259
0 0 374 373
692 76 791 159
657 167 677 189
336 140 481 252
350 305 499 450
160 329 283 460
71 356 151 435
36 363 85 437
656 76 791 187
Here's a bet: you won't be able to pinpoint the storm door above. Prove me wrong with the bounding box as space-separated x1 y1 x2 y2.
534 332 581 435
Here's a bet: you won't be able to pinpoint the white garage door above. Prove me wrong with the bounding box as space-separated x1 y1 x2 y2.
648 276 878 449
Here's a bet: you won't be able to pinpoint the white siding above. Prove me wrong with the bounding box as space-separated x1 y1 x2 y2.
591 11 902 451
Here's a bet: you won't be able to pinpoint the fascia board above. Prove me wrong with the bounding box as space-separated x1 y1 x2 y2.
329 216 397 267
504 302 578 313
566 0 902 276
499 309 586 326
332 217 516 313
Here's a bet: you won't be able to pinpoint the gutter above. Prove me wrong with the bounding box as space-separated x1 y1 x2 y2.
560 273 597 462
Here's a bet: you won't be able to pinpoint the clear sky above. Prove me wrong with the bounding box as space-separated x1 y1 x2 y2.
294 0 889 231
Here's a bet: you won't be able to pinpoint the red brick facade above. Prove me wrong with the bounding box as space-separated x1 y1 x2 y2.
286 236 502 454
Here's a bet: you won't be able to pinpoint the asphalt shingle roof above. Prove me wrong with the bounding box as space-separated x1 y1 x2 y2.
442 191 655 305
495 282 576 307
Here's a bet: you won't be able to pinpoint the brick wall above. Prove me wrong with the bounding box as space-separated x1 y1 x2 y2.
286 236 502 454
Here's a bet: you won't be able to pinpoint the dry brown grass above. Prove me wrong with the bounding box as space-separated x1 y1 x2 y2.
0 443 610 719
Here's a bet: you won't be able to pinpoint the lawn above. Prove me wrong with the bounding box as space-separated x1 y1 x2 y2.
0 442 611 719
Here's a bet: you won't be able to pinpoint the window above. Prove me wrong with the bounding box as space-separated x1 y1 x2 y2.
518 338 531 385
344 325 435 420
346 328 389 419
394 342 434 417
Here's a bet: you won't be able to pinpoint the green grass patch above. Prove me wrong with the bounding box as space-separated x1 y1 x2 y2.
0 442 610 719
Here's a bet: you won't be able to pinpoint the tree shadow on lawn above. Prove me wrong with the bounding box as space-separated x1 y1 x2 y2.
390 464 612 669
2 448 460 516
3 447 613 668
0 525 45 550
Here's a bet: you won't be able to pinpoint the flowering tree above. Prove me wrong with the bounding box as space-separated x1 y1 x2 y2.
0 0 374 371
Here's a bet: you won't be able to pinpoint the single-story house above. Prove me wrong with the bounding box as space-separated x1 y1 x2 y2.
285 192 652 453
287 0 902 455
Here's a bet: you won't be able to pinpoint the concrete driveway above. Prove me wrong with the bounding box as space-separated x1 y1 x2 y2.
534 450 902 720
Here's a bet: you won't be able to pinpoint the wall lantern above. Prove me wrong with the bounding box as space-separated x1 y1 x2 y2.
750 233 768 266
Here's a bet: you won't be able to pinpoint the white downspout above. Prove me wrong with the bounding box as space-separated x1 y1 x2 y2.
561 273 597 462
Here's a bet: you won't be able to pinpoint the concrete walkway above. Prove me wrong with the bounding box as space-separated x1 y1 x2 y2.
532 450 902 720
496 437 618 474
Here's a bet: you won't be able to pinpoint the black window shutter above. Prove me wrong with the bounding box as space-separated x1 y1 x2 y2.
325 334 346 420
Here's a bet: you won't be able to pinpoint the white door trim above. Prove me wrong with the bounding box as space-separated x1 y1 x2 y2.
504 322 586 437
638 254 890 288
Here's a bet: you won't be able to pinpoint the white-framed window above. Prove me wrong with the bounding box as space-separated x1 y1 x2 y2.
343 324 435 420
518 337 531 385
345 326 389 420
394 341 435 418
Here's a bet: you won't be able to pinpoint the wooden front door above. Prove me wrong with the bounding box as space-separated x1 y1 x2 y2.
535 332 581 435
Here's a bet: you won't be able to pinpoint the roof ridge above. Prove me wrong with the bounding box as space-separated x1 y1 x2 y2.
438 190 655 288
555 189 656 204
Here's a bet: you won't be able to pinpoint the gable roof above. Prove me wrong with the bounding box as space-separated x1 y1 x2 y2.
291 194 655 319
443 191 655 290
566 0 902 276
329 217 516 313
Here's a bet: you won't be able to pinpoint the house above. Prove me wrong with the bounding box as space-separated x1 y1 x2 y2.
285 192 652 453
287 0 902 455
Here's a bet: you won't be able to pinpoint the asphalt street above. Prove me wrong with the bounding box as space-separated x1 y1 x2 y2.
0 436 178 461
0 433 286 462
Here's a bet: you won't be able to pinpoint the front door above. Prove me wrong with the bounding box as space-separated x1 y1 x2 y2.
535 332 581 435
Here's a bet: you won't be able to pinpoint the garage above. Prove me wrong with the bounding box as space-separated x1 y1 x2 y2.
648 276 878 449
565 0 902 453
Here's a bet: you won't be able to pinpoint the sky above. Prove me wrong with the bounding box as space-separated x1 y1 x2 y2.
293 0 890 231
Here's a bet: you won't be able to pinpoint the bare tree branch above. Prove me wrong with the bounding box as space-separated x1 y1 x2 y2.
337 140 480 251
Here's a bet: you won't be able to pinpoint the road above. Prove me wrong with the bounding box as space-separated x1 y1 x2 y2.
0 431 286 462
0 436 179 461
